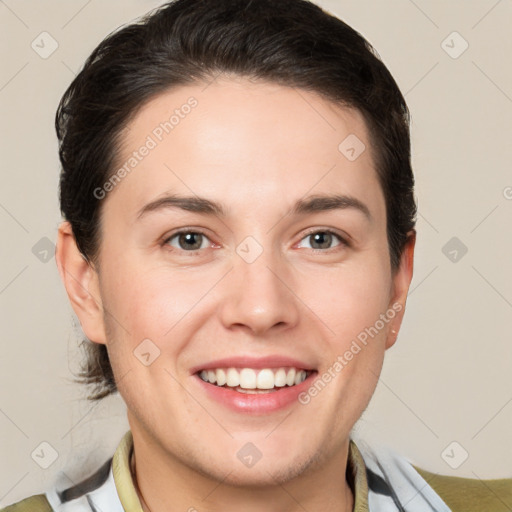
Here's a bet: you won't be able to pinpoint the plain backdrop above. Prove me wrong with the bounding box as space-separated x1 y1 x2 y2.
1 0 511 507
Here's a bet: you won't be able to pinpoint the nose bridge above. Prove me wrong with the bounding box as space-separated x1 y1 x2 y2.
219 235 299 333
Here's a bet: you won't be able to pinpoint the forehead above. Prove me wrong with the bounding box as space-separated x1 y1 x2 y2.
106 77 384 222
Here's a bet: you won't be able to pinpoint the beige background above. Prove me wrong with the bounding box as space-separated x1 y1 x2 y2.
1 0 511 506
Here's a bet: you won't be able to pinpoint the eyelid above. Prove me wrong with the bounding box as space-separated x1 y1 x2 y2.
162 227 350 253
162 228 215 250
295 228 350 251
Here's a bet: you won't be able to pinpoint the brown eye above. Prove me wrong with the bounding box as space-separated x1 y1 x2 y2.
310 232 334 250
165 231 210 251
297 230 347 252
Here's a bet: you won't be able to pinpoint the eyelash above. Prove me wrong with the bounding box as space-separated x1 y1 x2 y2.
162 228 349 254
299 228 349 253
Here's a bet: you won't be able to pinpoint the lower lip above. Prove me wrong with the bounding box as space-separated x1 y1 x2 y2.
193 372 317 414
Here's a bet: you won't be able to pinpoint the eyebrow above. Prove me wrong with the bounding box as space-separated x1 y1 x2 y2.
136 192 372 222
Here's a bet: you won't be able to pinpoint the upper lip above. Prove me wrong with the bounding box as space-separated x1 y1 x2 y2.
190 355 316 375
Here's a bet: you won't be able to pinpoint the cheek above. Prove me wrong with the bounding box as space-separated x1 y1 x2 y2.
100 253 220 348
105 273 187 337
304 259 392 342
308 266 389 412
99 262 199 404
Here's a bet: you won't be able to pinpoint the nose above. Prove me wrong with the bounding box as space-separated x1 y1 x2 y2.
218 246 300 336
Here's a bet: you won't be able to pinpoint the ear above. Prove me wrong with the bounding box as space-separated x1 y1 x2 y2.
385 230 416 350
55 221 107 345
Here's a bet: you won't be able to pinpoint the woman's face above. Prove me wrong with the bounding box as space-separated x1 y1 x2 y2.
66 77 414 486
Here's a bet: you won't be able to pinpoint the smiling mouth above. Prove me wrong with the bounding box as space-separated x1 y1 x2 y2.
196 367 316 393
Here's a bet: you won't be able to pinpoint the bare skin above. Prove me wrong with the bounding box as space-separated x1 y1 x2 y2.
57 76 415 512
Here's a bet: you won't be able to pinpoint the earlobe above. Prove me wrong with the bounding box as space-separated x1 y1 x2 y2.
55 221 107 345
385 230 416 350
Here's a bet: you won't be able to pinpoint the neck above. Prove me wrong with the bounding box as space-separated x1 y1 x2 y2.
131 451 151 512
129 433 354 512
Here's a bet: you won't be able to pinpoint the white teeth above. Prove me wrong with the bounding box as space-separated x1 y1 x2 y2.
226 368 240 387
274 368 287 387
286 368 296 386
216 368 227 386
198 367 310 390
240 368 257 389
256 369 275 389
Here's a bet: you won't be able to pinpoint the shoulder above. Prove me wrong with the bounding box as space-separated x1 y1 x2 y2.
413 465 512 512
1 434 129 512
0 455 114 512
0 494 53 512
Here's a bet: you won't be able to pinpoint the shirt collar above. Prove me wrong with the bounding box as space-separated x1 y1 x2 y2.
348 438 370 512
112 430 369 512
112 430 143 512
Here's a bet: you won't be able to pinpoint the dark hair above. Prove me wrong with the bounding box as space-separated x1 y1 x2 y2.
56 0 417 401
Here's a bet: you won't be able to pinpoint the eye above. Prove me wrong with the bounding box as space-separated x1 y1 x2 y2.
296 230 348 252
164 230 212 252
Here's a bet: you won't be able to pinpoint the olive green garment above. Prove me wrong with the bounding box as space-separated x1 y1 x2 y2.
2 430 511 511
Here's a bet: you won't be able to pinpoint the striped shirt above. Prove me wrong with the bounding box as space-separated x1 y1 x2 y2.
2 430 511 511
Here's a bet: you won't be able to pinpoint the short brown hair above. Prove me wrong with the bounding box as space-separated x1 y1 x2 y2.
56 0 417 401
